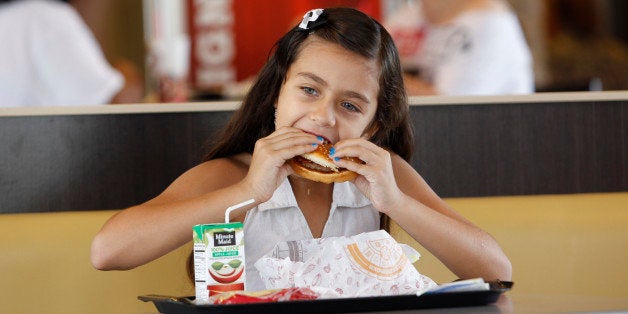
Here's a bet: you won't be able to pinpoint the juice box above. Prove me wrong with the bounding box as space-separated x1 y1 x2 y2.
193 223 245 302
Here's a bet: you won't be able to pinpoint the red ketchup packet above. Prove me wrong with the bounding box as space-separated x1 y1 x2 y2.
210 287 319 304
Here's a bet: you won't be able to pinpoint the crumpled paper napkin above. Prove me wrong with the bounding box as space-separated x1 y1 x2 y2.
254 230 436 298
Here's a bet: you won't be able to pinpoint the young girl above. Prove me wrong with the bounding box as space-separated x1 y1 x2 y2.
91 7 511 291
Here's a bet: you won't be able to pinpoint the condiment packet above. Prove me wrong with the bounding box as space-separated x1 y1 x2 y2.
254 230 436 298
416 278 490 296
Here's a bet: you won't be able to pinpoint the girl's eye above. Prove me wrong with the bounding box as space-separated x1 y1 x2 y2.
302 86 317 96
341 101 360 112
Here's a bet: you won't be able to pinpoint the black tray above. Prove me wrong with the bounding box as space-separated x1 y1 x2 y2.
139 281 512 314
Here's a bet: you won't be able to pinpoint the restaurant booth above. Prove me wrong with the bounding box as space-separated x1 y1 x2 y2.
1 91 627 313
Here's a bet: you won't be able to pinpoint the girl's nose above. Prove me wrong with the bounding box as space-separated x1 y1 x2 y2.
309 99 335 127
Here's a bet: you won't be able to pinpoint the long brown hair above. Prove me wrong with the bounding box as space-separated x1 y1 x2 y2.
204 7 413 162
189 7 411 283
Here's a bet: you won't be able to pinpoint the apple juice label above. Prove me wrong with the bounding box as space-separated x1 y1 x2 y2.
193 223 245 302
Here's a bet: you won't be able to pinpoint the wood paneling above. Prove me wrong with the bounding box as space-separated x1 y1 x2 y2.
410 101 626 197
1 100 625 213
1 111 231 213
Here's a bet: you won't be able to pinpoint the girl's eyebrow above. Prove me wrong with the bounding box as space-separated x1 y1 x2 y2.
296 72 372 104
297 72 327 87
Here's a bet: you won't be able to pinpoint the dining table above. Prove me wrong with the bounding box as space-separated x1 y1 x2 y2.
140 289 628 314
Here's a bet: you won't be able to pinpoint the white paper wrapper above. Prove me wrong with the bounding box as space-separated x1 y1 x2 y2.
254 230 437 298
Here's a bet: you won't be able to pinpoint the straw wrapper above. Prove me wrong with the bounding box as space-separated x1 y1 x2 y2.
254 230 436 298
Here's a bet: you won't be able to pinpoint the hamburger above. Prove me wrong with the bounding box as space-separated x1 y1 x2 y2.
288 140 359 184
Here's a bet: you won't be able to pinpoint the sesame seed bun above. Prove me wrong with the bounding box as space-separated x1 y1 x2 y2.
288 141 359 184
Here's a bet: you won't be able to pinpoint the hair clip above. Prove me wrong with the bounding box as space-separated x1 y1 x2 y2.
297 8 327 31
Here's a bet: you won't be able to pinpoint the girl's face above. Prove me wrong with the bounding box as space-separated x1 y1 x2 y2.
275 37 380 144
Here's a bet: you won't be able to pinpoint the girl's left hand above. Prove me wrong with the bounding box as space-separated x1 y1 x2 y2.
331 138 403 213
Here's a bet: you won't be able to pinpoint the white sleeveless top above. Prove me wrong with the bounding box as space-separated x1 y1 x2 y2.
243 178 380 291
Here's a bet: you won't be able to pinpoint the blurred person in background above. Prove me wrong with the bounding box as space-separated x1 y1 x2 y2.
0 0 143 107
385 0 534 96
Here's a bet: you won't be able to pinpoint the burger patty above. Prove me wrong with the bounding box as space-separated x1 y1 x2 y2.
294 156 338 173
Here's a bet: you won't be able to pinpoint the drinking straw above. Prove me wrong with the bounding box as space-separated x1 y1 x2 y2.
225 199 255 223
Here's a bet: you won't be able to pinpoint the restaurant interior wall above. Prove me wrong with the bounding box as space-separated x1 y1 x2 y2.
71 0 628 103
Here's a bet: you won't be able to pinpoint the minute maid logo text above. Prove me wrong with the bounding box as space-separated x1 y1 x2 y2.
214 231 236 246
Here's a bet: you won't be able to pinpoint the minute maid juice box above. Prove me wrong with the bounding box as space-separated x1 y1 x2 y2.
193 223 245 302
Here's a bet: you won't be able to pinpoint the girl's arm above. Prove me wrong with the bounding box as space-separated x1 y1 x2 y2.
388 154 512 281
90 158 255 270
333 140 511 281
91 127 322 271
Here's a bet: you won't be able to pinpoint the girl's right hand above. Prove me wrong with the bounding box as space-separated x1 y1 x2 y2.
241 127 321 202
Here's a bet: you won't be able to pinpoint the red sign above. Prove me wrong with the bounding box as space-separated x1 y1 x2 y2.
187 0 381 94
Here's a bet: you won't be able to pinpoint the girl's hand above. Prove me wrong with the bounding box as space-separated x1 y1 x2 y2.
331 138 404 214
242 127 321 202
